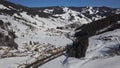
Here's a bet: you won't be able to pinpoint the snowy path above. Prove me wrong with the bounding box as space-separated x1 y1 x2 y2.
25 50 65 68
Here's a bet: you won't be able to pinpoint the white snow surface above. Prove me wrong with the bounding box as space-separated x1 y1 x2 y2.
39 56 66 68
0 4 10 10
0 56 31 68
80 56 120 68
54 7 92 24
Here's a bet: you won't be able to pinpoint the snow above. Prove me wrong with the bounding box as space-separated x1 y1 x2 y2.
44 9 54 14
38 56 66 68
0 56 30 68
0 12 73 68
0 3 120 68
38 55 120 68
1 13 119 68
0 4 10 10
87 6 94 14
38 29 120 68
40 36 73 47
15 35 72 47
20 12 43 26
54 7 92 24
80 56 120 68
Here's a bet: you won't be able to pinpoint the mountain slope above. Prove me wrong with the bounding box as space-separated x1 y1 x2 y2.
38 27 120 68
0 0 119 49
0 0 120 68
68 14 120 58
34 6 120 24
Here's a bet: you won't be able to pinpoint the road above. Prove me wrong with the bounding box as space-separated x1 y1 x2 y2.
25 49 66 68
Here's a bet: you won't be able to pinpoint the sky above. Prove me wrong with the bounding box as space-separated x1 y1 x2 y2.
9 0 120 8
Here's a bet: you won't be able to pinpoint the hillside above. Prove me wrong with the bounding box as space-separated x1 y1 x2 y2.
38 28 120 68
68 14 120 58
0 0 120 68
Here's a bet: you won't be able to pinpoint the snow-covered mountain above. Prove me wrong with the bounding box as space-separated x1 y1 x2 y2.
34 6 120 24
0 0 119 48
0 0 120 68
70 14 120 58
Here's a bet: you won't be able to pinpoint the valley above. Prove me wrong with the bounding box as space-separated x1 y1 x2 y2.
0 0 120 68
